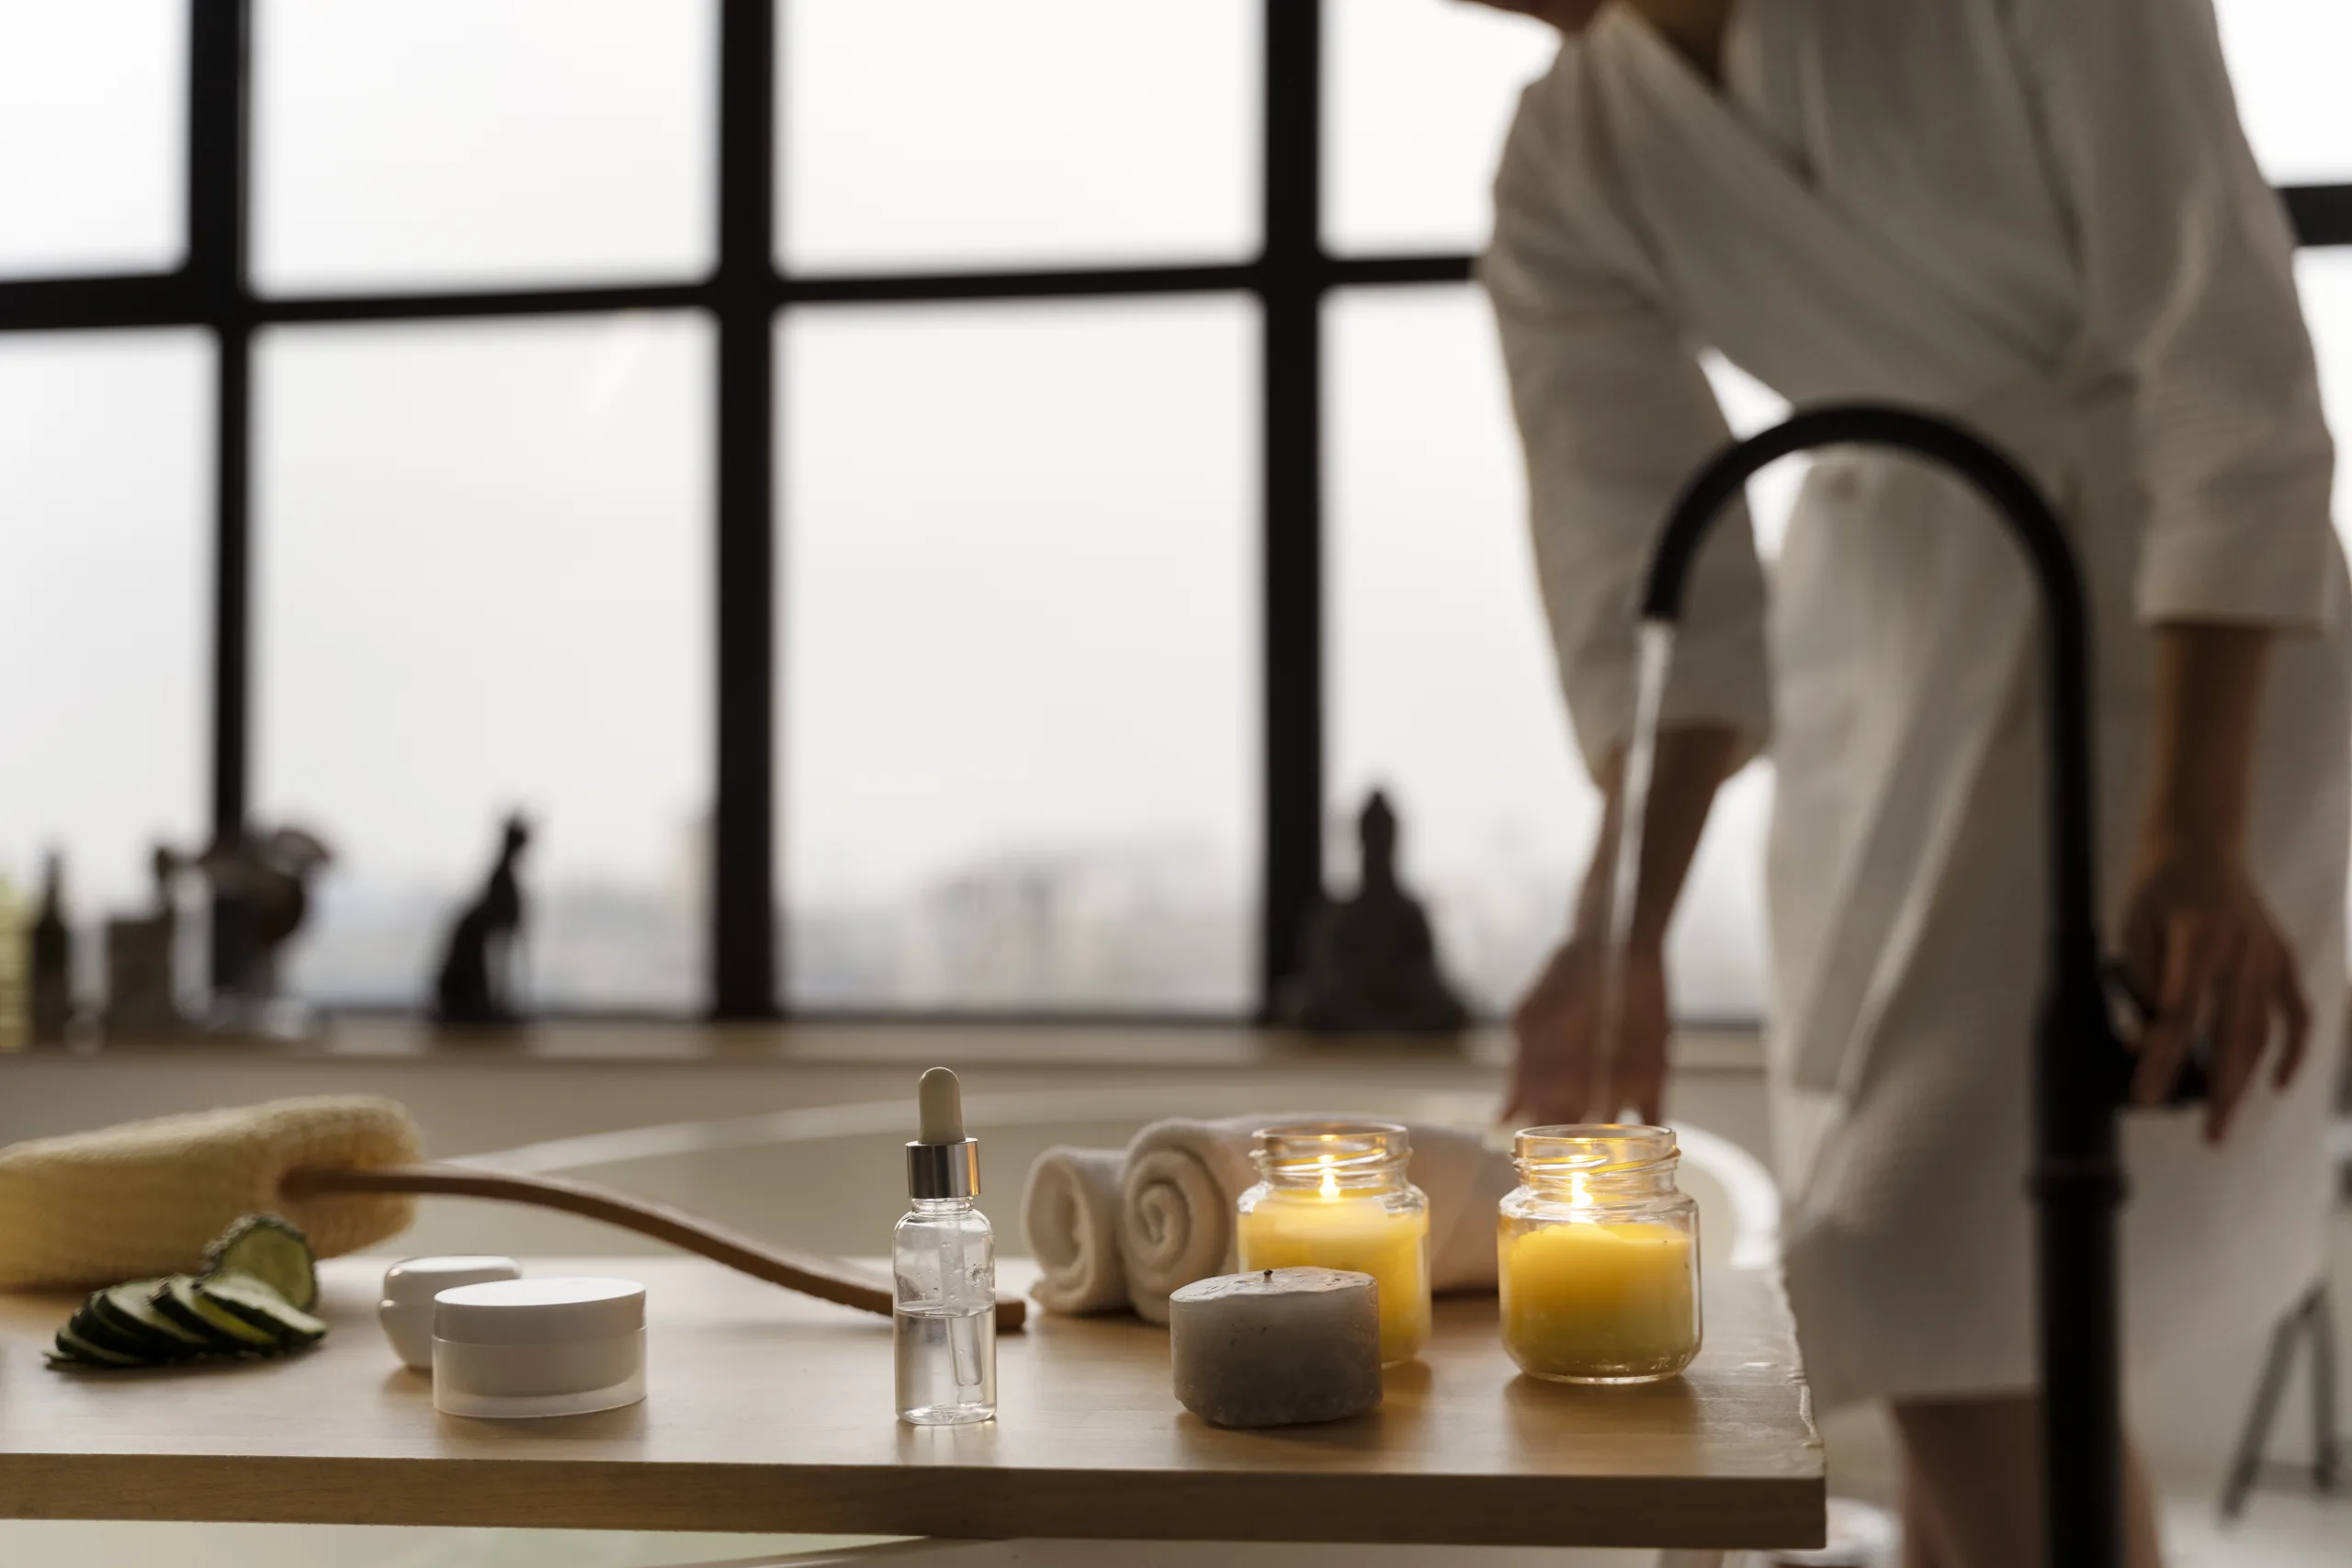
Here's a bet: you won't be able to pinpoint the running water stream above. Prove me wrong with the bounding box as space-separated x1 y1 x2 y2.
1593 620 1676 1125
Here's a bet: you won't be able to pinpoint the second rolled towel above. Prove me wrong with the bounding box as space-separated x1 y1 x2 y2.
1118 1117 1268 1325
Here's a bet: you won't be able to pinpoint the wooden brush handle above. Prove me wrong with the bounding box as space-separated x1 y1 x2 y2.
282 1162 1027 1332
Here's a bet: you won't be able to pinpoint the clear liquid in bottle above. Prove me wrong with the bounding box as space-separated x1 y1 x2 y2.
893 1200 997 1425
894 1301 998 1424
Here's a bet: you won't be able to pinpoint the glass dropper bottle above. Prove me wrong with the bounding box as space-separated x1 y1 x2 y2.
892 1066 997 1424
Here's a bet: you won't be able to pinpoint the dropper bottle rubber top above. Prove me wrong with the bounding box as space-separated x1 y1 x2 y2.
907 1066 980 1201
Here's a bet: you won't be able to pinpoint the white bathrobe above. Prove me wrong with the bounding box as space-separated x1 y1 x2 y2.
1486 0 2350 1407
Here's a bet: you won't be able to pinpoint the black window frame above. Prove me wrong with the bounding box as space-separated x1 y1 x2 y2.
4 1 2348 1024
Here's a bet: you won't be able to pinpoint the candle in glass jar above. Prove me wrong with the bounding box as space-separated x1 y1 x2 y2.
1236 1187 1430 1365
1498 1125 1701 1383
1499 1217 1697 1382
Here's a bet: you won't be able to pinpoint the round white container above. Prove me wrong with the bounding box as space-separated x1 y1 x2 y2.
379 1256 523 1371
431 1276 647 1419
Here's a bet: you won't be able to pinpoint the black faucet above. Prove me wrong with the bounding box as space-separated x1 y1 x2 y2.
1640 403 2129 1568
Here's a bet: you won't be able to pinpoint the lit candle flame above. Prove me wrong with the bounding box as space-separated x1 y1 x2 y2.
1570 1170 1593 1212
1318 1152 1338 1201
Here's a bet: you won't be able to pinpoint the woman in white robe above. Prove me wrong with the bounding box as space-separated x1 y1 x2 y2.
1476 1 2348 1562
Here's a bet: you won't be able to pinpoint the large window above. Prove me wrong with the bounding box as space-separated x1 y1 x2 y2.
4 2 2348 1024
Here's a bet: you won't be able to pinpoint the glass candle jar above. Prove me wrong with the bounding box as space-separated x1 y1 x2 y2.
1235 1122 1430 1365
1498 1124 1701 1384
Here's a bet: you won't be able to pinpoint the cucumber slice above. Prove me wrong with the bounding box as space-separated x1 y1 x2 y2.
154 1274 278 1354
51 1325 141 1368
64 1297 156 1362
198 1274 327 1349
48 1259 328 1372
91 1281 209 1361
202 1215 318 1312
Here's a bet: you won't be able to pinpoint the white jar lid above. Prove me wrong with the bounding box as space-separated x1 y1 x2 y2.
435 1276 646 1345
381 1255 522 1309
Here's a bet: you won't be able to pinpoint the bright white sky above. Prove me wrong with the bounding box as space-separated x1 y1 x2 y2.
781 299 1257 903
253 314 712 903
1 0 2347 1010
0 328 209 911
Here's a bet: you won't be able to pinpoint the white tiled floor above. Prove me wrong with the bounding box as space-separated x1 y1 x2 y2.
1811 1387 2348 1565
1800 1202 2350 1566
2165 1492 2352 1568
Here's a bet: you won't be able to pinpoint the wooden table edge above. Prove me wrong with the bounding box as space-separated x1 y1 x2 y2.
0 1450 1826 1551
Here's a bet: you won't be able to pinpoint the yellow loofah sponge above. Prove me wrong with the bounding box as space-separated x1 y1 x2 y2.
0 1096 422 1291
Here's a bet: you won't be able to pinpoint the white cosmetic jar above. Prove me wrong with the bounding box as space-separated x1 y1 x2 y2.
431 1276 647 1419
379 1256 522 1370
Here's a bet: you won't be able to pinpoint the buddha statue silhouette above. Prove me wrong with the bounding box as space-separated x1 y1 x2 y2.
1281 790 1469 1034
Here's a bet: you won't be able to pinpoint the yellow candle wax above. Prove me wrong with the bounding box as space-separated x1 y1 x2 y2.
1237 1194 1430 1364
1499 1218 1699 1382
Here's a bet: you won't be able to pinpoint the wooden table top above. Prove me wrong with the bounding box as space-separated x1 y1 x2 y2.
0 1257 1823 1551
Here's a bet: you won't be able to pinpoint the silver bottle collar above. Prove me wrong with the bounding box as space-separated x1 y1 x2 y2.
907 1139 980 1201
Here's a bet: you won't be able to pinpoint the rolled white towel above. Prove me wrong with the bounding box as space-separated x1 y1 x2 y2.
1117 1114 1515 1323
1117 1116 1266 1325
1020 1145 1130 1314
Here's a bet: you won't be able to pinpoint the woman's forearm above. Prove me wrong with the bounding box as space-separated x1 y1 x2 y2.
1574 724 1746 950
2143 623 2272 858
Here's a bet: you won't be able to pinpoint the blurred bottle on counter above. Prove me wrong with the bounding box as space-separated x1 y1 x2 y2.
0 874 26 1052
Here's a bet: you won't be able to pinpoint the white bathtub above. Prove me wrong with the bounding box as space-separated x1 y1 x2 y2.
390 1085 1781 1274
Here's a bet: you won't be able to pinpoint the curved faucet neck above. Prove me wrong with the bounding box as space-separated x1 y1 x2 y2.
1637 400 2130 1567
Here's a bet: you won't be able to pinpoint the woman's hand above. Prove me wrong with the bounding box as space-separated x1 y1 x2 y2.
1502 725 1741 1130
1505 932 1671 1127
2119 837 2309 1143
2121 622 2304 1144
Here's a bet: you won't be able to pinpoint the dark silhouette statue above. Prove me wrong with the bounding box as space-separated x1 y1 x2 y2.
29 852 72 1045
435 815 531 1025
1280 790 1470 1034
